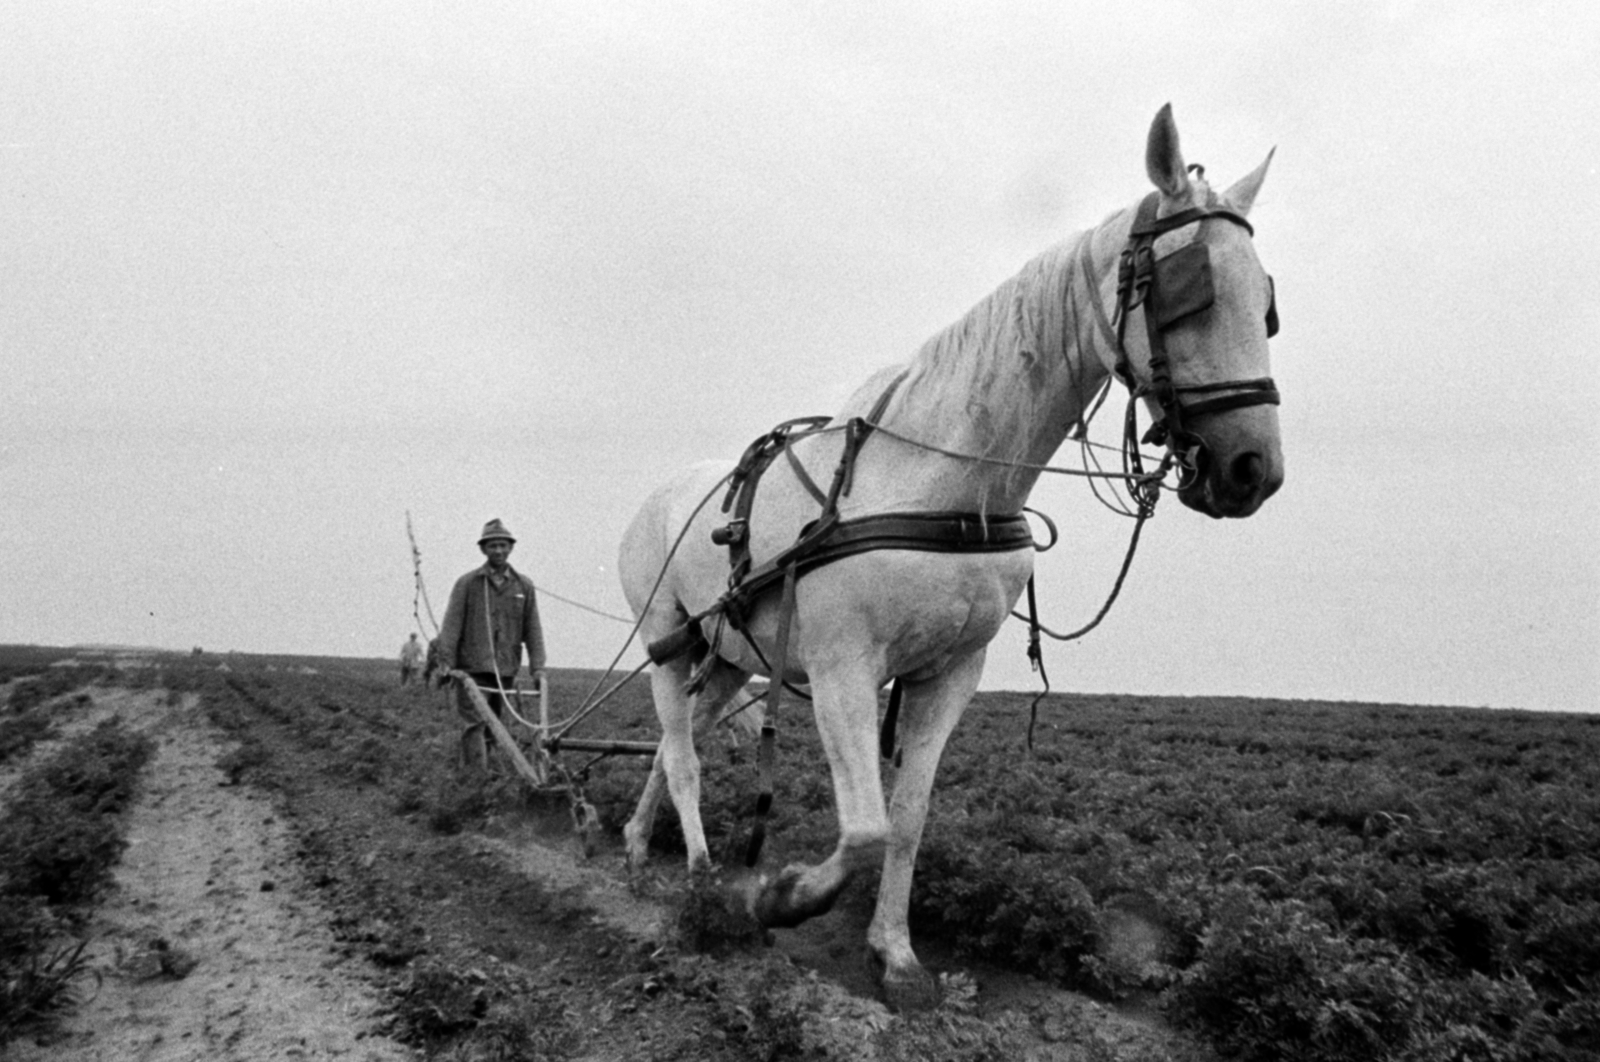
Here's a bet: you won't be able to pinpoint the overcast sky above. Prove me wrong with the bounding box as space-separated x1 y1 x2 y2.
2 2 1595 713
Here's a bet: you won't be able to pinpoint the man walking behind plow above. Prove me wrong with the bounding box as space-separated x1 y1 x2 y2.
435 519 547 771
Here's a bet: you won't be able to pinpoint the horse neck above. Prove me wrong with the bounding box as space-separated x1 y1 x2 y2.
864 213 1129 514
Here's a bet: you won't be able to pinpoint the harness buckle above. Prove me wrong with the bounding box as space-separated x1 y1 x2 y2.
710 519 747 548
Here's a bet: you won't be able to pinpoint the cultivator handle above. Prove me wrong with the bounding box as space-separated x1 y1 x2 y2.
448 669 550 788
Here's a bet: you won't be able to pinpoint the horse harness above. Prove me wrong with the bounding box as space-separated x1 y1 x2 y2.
643 376 1034 863
647 188 1283 864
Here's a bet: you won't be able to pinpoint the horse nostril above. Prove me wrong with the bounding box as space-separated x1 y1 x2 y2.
1229 451 1265 490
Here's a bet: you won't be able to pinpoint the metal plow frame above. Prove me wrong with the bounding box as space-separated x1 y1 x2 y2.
447 669 658 856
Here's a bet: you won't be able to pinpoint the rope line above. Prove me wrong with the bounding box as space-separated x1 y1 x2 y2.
546 471 736 739
1010 504 1152 642
866 421 1168 487
530 585 634 624
548 658 653 742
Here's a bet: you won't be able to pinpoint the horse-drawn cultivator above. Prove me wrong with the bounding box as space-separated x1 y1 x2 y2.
444 668 660 855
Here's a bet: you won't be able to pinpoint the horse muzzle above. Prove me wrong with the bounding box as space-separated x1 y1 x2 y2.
1176 433 1283 519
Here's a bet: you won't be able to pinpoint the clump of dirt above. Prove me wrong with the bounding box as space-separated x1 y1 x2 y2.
671 870 768 954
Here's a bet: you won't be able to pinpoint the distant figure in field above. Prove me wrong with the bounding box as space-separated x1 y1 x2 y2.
422 637 443 688
398 633 425 686
435 518 547 771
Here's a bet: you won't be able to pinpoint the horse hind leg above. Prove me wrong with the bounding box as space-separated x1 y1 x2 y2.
715 681 765 758
623 657 751 872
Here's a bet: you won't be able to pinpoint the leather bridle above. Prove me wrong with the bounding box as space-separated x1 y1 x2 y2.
1113 190 1280 489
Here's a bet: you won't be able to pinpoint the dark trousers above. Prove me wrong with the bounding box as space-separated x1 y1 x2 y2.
462 672 517 724
457 672 516 770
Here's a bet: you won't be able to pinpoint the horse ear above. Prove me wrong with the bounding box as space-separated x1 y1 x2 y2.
1145 103 1191 199
1221 147 1276 216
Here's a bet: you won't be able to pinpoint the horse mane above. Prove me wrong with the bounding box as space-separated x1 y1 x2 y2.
853 175 1226 512
882 228 1102 506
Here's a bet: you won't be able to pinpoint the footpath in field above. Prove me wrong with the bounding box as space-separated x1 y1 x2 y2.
8 687 416 1062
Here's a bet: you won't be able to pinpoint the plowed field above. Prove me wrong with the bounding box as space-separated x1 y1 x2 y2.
1 651 1202 1061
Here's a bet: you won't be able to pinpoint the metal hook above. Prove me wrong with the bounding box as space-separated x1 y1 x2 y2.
1171 444 1202 491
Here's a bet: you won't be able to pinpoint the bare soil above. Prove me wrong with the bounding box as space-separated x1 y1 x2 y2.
7 688 414 1061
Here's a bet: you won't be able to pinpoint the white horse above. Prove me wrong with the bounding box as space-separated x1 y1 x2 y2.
618 105 1283 1008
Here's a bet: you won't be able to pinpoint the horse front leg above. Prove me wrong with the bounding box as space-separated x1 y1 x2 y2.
867 649 985 1011
749 663 888 927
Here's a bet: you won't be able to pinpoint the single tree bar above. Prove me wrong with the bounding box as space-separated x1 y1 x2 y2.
546 738 658 756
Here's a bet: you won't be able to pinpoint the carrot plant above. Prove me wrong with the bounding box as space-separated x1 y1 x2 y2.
0 717 154 1043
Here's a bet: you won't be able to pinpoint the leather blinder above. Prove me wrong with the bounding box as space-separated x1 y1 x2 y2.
1149 243 1214 329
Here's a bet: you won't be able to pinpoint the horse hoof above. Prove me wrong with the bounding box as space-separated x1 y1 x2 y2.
750 865 838 928
867 949 940 1012
749 867 799 927
881 967 940 1012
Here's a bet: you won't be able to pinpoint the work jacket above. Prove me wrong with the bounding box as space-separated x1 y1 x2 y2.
436 564 546 677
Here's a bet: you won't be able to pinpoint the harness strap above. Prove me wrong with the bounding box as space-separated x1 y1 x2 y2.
1131 202 1254 239
783 442 829 507
1024 574 1051 751
866 369 910 426
723 510 1034 622
879 678 903 763
716 416 832 585
1172 378 1280 419
745 562 797 867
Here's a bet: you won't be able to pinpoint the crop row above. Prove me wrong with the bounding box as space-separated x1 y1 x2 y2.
0 697 154 1045
584 687 1600 1062
17 646 1597 1061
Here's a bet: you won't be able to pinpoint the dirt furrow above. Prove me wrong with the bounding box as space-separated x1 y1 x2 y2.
10 690 416 1062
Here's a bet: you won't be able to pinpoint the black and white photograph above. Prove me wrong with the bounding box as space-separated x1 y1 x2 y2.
2 3 1595 1059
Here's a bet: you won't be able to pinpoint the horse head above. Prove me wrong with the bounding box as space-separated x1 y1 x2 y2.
1119 104 1284 519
